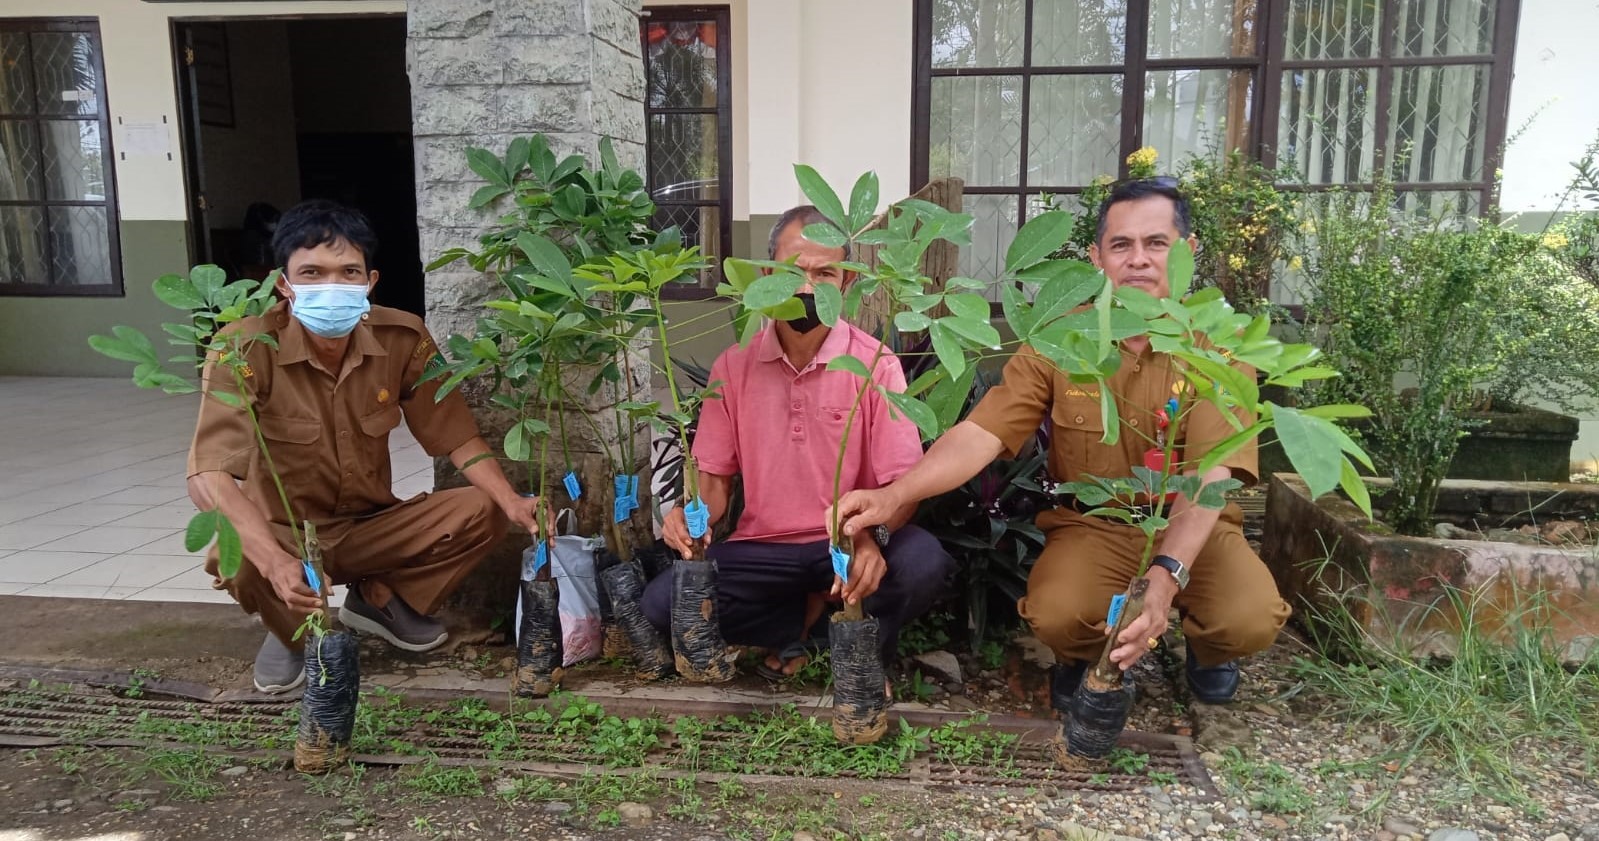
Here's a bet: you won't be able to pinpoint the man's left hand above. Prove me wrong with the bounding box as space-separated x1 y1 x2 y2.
1108 571 1179 670
503 494 556 538
831 539 887 606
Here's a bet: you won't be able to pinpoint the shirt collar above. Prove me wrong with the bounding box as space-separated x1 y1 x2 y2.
272 301 386 367
755 321 851 369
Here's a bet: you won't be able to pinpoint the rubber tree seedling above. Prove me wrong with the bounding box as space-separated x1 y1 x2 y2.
1020 240 1375 762
89 265 363 774
574 244 742 683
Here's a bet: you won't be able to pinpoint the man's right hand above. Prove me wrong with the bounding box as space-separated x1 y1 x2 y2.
830 487 903 542
662 505 708 559
262 552 326 615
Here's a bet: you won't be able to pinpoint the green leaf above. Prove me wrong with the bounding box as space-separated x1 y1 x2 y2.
928 363 978 430
744 272 804 311
469 184 510 209
1273 406 1344 500
1339 459 1373 517
215 515 243 579
517 233 572 284
191 265 227 301
1167 238 1194 300
153 274 205 311
1302 403 1372 420
207 389 243 408
88 334 148 365
814 282 843 326
184 510 219 554
882 388 939 439
793 164 847 230
927 321 966 379
940 315 1001 350
826 354 871 379
1005 210 1074 273
802 222 847 249
504 420 530 463
722 258 758 293
847 171 880 233
894 311 931 333
944 292 989 322
1099 389 1120 445
1000 283 1034 337
466 147 509 187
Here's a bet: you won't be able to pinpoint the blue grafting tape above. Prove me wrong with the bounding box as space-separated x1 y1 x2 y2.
613 495 631 524
302 559 321 593
613 475 631 512
563 471 581 500
628 475 640 510
830 544 852 584
1107 593 1127 626
684 497 710 539
532 541 548 575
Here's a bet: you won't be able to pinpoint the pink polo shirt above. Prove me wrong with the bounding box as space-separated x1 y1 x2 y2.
693 322 924 544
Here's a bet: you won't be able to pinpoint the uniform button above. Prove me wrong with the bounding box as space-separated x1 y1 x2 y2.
339 430 350 439
1133 364 1142 372
344 471 353 478
1129 418 1139 428
793 403 802 410
1074 415 1085 424
833 413 842 420
793 426 802 433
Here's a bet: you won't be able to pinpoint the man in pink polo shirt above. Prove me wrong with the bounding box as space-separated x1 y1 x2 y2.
642 205 955 678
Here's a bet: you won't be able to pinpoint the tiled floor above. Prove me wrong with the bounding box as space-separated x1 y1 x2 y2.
0 376 434 604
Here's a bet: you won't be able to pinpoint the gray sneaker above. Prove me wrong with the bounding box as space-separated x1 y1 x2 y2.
253 632 305 694
339 585 448 652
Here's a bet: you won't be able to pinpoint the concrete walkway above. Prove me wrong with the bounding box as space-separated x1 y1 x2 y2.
0 376 433 604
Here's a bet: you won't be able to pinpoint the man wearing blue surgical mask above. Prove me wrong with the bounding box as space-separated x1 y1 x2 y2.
187 200 546 694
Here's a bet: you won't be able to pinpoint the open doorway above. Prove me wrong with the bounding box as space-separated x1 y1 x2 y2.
172 15 422 317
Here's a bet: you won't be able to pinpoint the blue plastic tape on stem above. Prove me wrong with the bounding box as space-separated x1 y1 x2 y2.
302 559 322 594
684 497 710 539
613 475 632 514
613 495 630 524
563 471 581 500
830 544 852 584
532 541 548 575
1107 593 1127 626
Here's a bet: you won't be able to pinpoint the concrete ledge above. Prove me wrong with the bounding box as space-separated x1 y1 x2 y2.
1260 473 1599 663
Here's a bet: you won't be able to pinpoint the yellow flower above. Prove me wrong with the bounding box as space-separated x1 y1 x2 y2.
1289 256 1304 271
1541 232 1570 250
1227 254 1247 271
1126 146 1159 173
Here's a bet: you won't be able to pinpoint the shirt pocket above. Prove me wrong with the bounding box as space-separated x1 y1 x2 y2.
258 413 322 446
359 404 402 438
1051 396 1114 481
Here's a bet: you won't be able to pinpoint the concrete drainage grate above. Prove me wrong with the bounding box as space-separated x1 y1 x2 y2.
0 678 1216 797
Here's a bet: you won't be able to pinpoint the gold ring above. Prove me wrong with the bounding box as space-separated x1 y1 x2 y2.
1146 637 1159 650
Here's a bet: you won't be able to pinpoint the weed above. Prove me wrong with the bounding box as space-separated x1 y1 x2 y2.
1148 770 1179 786
977 639 1007 671
1218 748 1315 814
138 747 227 801
899 610 954 656
402 761 484 799
1107 748 1149 774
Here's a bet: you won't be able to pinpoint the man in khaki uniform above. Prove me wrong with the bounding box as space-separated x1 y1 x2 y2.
188 200 542 693
834 179 1288 707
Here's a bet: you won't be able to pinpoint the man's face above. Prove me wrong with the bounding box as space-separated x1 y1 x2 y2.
1088 196 1193 300
274 238 378 300
772 222 851 293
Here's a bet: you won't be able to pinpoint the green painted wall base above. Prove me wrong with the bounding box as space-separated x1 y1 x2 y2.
0 221 192 377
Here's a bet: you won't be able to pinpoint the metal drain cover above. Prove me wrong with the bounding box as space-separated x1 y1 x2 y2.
0 670 1216 797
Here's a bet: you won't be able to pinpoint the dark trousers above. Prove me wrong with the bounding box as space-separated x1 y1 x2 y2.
640 525 954 661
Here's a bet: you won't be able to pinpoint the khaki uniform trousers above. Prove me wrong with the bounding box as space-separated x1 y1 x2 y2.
208 488 508 649
1018 503 1289 667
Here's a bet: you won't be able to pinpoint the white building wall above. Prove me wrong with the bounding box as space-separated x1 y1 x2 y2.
1500 0 1599 213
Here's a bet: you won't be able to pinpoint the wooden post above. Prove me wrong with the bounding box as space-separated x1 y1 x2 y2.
852 177 966 339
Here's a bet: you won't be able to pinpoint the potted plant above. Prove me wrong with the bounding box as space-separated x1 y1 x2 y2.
89 266 361 774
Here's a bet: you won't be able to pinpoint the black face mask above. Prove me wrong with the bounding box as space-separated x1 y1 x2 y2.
784 293 823 334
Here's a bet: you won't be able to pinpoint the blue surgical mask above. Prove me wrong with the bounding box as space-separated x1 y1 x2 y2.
289 282 371 338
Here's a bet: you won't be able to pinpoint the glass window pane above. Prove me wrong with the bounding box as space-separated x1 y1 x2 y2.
0 121 42 200
654 204 720 285
1147 0 1258 59
646 113 718 194
1388 64 1489 183
1395 189 1480 218
49 205 111 286
0 32 34 115
1284 0 1380 60
1398 0 1494 57
961 193 1019 288
1031 0 1127 65
644 20 718 109
1144 69 1255 164
1028 74 1123 187
42 119 104 201
930 75 1023 187
1278 68 1379 184
0 206 47 284
32 32 98 116
932 0 1025 69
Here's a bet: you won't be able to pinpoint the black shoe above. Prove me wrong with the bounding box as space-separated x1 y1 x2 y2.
1185 648 1240 704
1049 660 1088 714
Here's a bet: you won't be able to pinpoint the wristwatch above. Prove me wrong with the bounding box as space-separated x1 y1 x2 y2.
1149 554 1190 590
871 524 892 550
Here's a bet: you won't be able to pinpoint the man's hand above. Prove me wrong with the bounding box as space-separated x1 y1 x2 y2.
830 539 887 606
262 552 326 615
830 487 902 542
502 494 555 537
662 505 708 559
1108 571 1180 670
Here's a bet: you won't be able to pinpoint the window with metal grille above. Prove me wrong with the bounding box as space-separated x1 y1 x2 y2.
642 6 732 299
0 18 120 297
912 0 1519 294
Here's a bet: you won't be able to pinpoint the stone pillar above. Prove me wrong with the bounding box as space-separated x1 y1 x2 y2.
407 0 648 621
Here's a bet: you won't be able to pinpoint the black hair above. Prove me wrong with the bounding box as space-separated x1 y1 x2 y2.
1095 177 1193 244
768 204 852 261
271 199 379 269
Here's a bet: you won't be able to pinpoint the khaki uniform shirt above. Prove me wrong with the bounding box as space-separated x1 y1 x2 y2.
966 344 1257 530
187 301 479 526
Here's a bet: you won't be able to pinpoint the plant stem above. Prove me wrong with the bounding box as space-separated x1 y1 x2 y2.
229 364 304 559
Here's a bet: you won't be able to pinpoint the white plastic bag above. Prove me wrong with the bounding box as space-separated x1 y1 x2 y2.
516 510 604 667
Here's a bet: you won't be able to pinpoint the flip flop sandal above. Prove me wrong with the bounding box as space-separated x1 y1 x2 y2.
755 638 822 682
